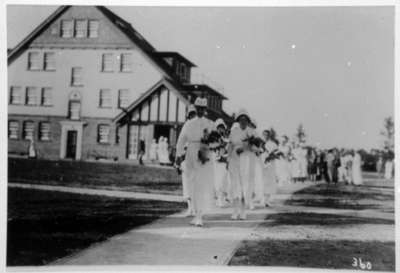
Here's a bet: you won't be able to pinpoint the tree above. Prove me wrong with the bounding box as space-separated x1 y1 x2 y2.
295 123 306 144
381 116 394 151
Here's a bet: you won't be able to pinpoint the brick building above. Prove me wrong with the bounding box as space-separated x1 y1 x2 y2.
8 5 232 161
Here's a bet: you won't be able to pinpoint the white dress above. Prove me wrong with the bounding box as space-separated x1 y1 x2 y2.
299 148 308 178
149 141 158 161
290 148 301 179
384 160 393 179
176 116 215 213
352 153 363 185
213 145 229 202
261 140 278 196
227 126 255 205
276 144 291 184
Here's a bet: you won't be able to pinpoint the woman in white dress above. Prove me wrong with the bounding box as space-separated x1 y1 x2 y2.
384 150 394 179
227 109 255 220
352 151 363 185
260 130 279 206
213 118 229 207
149 139 158 162
176 97 215 226
290 142 302 182
276 136 291 185
299 144 308 181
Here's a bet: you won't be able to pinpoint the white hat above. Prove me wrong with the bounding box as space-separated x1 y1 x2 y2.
194 97 208 107
251 118 258 128
231 122 239 129
215 118 226 129
187 104 196 115
235 108 251 122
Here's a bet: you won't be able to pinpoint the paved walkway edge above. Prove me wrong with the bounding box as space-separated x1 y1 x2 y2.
8 182 184 202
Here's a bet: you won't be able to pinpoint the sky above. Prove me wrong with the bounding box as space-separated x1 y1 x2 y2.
7 5 394 150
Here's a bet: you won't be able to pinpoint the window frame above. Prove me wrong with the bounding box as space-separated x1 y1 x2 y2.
97 124 110 144
60 19 74 38
39 122 51 142
25 86 38 106
101 53 114 72
120 53 133 72
27 52 41 71
8 120 19 140
118 89 129 109
88 20 99 38
23 120 35 140
43 52 56 71
71 67 83 86
41 87 53 106
74 19 88 38
99 89 112 108
69 100 81 120
9 86 22 105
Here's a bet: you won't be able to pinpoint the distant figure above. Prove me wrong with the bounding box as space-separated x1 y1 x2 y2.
138 138 145 165
345 151 354 184
376 156 383 177
307 148 317 182
149 139 158 162
159 137 170 165
157 136 164 163
352 151 363 186
326 150 335 183
28 139 37 159
384 150 394 179
338 151 347 182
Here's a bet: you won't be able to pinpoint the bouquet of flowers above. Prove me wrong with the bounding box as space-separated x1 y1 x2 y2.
264 149 283 164
198 129 222 164
243 135 265 154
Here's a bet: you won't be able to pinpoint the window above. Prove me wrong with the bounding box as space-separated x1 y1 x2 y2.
102 53 113 72
118 89 129 108
61 20 74 38
120 53 132 72
99 89 112 108
75 19 87 38
41 87 52 106
23 121 34 140
39 122 50 141
44 52 56 71
98 124 110 143
88 20 99 38
9 86 22 105
26 87 38 105
28 52 40 70
69 101 81 120
71 67 83 86
8 121 19 139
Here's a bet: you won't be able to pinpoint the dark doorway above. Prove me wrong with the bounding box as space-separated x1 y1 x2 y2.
154 125 171 141
66 130 77 159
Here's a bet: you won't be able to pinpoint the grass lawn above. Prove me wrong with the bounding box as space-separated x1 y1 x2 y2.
230 175 395 271
8 158 182 195
230 239 395 271
7 188 185 266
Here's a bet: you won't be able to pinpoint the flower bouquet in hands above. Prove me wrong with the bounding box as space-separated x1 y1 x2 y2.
264 149 283 164
243 135 265 155
198 129 222 164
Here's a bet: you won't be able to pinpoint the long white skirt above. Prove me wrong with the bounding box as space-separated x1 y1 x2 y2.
228 151 251 204
384 161 393 179
263 160 277 195
214 160 229 197
184 144 215 213
276 158 291 184
352 164 363 185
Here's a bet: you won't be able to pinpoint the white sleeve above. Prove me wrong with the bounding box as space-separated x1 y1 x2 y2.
176 122 189 157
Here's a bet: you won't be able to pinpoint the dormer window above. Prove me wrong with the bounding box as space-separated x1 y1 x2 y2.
60 20 73 38
75 20 88 38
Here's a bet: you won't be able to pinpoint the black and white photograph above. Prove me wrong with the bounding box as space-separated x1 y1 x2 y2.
4 1 398 271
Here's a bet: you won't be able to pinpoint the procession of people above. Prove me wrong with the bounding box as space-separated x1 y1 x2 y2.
173 97 395 227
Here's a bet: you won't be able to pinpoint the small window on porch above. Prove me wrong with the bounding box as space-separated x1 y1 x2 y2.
98 124 110 144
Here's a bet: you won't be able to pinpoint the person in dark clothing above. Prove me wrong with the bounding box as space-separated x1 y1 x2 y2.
138 138 146 165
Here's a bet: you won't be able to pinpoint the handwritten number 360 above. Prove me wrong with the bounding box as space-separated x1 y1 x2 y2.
352 257 372 270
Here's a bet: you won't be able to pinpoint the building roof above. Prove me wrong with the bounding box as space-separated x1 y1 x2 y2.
181 84 227 100
154 52 196 67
